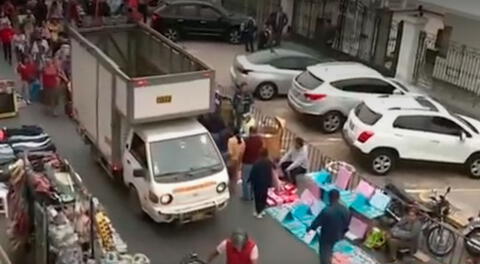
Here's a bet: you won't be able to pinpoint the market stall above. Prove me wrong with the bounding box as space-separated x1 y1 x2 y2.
0 125 150 264
0 79 17 119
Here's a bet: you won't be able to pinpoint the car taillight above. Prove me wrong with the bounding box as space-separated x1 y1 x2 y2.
304 93 327 101
149 191 159 204
357 131 374 143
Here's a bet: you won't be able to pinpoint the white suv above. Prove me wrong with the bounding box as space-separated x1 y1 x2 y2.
288 62 420 133
343 95 480 178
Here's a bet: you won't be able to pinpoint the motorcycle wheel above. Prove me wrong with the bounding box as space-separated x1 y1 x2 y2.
426 225 456 257
465 230 480 257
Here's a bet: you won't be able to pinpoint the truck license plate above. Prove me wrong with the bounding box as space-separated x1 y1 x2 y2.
156 95 172 104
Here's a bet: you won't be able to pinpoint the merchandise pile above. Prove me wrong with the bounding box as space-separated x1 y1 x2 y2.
1 125 150 264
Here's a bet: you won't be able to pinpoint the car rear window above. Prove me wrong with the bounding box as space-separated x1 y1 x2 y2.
295 71 324 90
355 103 382 125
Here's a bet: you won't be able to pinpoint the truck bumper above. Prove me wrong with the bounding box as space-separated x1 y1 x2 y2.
145 195 229 224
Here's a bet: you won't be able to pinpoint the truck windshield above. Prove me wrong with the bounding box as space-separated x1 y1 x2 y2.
150 133 223 181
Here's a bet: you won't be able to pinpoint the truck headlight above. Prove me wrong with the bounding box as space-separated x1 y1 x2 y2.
160 194 173 205
216 182 227 193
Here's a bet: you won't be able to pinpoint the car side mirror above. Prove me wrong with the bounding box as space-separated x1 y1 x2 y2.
393 89 403 95
459 131 466 141
133 169 146 178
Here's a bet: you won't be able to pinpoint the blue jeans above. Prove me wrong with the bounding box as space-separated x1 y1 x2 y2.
242 164 254 200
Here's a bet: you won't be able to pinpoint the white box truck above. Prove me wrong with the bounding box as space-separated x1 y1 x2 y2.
69 23 229 224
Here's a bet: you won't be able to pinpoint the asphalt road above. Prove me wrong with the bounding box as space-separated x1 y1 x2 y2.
181 40 480 217
0 53 319 263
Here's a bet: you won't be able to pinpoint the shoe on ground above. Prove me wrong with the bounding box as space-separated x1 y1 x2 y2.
256 213 263 219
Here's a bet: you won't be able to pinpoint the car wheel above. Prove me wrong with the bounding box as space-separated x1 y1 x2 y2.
164 27 179 42
466 154 480 179
256 82 277 100
228 28 241 44
320 111 343 133
369 149 396 175
129 186 145 217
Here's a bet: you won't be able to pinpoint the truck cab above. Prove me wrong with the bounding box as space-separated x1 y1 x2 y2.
123 119 229 223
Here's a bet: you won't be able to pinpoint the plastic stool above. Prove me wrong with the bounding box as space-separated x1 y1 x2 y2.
0 183 8 218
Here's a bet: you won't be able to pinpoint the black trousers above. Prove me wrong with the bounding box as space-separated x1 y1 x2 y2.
253 188 268 214
138 4 148 23
3 42 12 64
244 35 254 52
319 242 334 264
280 161 306 185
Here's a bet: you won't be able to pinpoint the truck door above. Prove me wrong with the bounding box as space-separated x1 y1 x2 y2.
123 132 150 207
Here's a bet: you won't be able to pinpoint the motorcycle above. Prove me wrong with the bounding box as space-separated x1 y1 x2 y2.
465 213 480 257
422 187 456 257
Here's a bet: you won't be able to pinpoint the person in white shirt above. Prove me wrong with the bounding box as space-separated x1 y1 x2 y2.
279 137 308 185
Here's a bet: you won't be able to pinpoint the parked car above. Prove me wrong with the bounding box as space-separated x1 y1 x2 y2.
151 0 251 44
230 49 325 100
288 62 418 133
343 95 480 178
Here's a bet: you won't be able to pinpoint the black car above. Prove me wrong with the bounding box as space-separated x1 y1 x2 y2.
151 0 251 44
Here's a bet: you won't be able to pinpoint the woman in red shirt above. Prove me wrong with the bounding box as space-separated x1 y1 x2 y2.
17 56 37 104
0 24 14 64
42 58 65 116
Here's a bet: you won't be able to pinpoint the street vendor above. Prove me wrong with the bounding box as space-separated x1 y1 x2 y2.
385 207 422 263
208 229 259 264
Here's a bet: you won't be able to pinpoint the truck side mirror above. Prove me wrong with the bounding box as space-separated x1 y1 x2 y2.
133 169 146 178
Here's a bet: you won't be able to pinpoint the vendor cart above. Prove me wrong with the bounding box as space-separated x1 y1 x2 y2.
0 80 17 119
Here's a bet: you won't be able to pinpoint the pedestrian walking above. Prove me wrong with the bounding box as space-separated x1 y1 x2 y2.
0 23 14 64
242 17 256 52
2 0 15 23
241 126 263 201
308 190 351 264
249 148 273 218
12 28 27 62
279 137 308 185
227 128 245 186
208 229 259 264
42 58 64 116
22 10 36 41
266 5 288 46
34 0 48 25
17 56 37 104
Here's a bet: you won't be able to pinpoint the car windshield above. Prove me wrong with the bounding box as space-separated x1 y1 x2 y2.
150 134 223 182
296 70 324 90
390 79 410 92
453 114 479 134
355 103 382 125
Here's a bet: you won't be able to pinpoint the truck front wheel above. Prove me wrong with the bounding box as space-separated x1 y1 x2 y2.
129 186 145 217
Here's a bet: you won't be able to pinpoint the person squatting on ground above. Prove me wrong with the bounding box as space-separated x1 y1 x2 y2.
385 207 422 263
208 229 259 264
309 189 351 264
241 126 264 201
248 148 273 218
279 137 308 185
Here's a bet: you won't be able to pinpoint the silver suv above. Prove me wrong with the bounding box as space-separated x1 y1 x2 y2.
288 62 415 133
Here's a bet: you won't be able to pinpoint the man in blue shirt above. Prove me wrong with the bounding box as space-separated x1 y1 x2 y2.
308 189 351 264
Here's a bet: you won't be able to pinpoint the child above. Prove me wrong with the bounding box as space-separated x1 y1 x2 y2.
17 56 37 104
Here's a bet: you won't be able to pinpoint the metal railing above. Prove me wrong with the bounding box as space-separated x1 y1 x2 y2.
250 105 474 264
0 245 12 264
432 41 480 96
